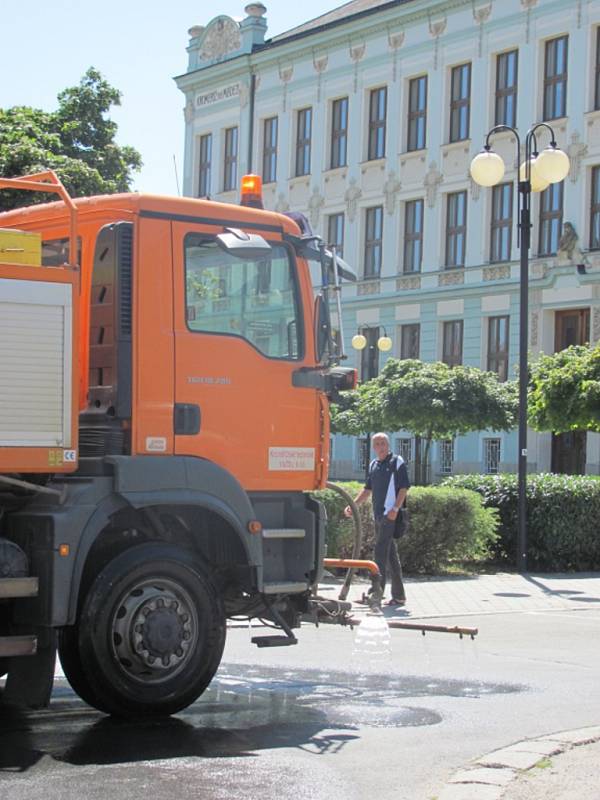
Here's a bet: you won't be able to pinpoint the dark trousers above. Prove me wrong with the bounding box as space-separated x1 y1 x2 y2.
374 517 406 601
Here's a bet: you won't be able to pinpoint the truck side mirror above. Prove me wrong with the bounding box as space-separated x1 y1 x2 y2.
314 294 331 364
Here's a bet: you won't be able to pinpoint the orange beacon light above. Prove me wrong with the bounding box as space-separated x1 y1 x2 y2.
240 174 264 209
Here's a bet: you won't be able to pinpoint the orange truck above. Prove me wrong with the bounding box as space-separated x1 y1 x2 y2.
0 171 356 717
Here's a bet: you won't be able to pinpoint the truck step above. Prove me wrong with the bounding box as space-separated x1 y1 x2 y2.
262 581 309 595
0 635 37 658
251 634 298 648
0 577 38 599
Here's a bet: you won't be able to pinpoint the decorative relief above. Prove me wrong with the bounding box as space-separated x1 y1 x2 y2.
472 3 492 58
438 270 465 287
308 186 325 228
358 280 381 296
530 310 539 347
428 16 447 69
184 100 194 123
278 63 293 112
530 261 549 279
469 173 481 202
424 161 443 208
520 0 538 43
383 171 402 215
593 307 600 343
387 28 405 82
567 132 588 183
275 193 290 214
396 276 421 291
483 265 511 281
313 50 328 102
344 177 362 223
200 17 241 62
349 41 366 93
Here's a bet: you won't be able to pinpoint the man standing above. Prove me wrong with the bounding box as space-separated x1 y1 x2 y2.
344 433 410 606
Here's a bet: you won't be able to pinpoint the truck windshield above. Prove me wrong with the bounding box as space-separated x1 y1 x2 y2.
184 237 302 360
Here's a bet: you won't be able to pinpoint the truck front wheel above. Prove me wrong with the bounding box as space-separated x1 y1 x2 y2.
68 543 225 717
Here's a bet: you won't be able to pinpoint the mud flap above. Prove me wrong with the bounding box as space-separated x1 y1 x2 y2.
2 631 57 709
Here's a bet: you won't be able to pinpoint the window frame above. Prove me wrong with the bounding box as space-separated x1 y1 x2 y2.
400 323 420 360
198 133 212 198
538 181 564 256
403 198 424 273
487 315 510 382
262 116 278 184
484 437 502 474
590 166 600 250
359 326 380 380
407 75 428 152
449 63 471 143
543 35 568 121
442 319 463 367
327 212 345 259
595 28 600 111
490 182 514 263
368 86 387 161
445 191 468 268
364 205 384 278
331 97 349 169
495 50 518 128
295 107 312 177
223 126 238 192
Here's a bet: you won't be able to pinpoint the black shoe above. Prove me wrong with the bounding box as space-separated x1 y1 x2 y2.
386 598 406 607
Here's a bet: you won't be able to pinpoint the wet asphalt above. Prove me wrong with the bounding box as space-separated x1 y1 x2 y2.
1 593 599 799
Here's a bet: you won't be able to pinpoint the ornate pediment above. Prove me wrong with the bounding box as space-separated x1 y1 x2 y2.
199 16 242 63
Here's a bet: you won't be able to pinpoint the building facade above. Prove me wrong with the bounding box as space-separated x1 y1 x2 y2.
176 0 600 481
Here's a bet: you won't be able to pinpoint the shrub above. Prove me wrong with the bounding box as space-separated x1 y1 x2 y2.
312 482 498 574
443 473 600 571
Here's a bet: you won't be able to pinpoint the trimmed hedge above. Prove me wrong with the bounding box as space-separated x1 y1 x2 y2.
442 473 600 571
312 483 498 574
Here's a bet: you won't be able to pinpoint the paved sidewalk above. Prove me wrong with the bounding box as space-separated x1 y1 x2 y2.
334 570 600 619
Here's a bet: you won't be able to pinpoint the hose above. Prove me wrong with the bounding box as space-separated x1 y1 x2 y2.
325 481 363 601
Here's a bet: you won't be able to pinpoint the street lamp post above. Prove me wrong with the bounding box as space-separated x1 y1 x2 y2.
470 125 569 572
351 325 392 480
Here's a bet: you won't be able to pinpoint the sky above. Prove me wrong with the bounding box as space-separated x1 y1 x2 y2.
0 1 338 196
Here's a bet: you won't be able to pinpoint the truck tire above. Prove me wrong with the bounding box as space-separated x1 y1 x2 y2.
73 543 226 717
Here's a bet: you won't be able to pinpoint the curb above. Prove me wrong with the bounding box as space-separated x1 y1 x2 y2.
438 725 600 800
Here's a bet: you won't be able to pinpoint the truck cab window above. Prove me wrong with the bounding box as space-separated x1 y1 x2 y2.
185 238 302 359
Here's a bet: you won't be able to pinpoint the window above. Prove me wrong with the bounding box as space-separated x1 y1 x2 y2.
450 63 471 142
331 97 349 168
404 199 424 273
539 182 564 256
359 327 380 380
262 117 278 184
490 183 513 263
445 191 468 268
595 29 600 110
590 166 600 250
395 438 413 467
368 87 387 160
543 36 568 121
495 50 518 127
295 108 312 177
400 323 420 360
327 213 345 259
198 134 212 197
223 126 238 192
357 437 370 472
487 316 510 382
442 320 463 367
484 438 501 474
364 206 383 277
185 238 301 360
407 75 427 151
439 439 455 475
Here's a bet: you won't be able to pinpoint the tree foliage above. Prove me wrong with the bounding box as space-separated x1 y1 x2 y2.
528 344 600 433
0 68 142 210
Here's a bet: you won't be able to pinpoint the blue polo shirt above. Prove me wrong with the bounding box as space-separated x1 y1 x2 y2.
365 453 410 520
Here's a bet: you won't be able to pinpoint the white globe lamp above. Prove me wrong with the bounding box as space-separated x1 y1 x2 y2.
351 333 367 351
470 149 506 187
377 335 393 352
519 158 549 193
534 146 570 184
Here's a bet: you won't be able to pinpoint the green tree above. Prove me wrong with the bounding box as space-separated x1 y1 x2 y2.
0 68 142 210
332 358 518 482
528 344 600 433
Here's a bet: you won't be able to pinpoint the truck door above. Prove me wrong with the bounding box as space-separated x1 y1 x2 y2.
172 222 322 492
